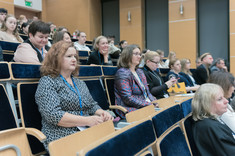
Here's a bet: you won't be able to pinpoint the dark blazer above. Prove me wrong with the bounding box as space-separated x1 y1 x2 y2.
142 65 169 99
193 64 210 85
179 72 195 87
114 68 156 118
87 50 113 65
193 118 235 156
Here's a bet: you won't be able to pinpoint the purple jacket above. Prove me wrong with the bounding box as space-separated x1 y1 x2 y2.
114 68 156 118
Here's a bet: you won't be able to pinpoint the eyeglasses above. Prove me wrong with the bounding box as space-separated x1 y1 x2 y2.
150 60 160 65
133 52 142 57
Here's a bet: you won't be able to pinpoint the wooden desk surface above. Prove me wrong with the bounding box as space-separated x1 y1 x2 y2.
152 95 192 109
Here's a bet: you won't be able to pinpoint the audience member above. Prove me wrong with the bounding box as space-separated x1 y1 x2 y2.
108 37 120 59
52 31 71 44
211 58 227 72
32 16 39 21
142 51 177 99
48 22 56 39
35 41 113 149
0 14 23 42
208 71 235 132
156 49 168 68
74 31 91 51
166 59 199 92
57 26 68 32
193 53 213 85
87 36 112 65
13 20 50 63
114 44 157 118
192 83 235 155
17 15 27 30
195 57 202 67
119 40 128 52
0 8 7 28
164 51 176 68
19 20 31 35
180 58 200 91
138 49 150 68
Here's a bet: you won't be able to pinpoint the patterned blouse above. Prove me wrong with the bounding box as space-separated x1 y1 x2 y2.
35 75 101 149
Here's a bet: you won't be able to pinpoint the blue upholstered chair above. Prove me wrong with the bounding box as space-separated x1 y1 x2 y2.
151 104 183 138
78 118 156 156
0 40 20 62
19 34 28 40
17 82 46 155
102 66 118 77
78 51 90 65
156 124 192 156
180 114 200 156
83 78 109 110
79 65 103 78
180 98 193 117
0 62 11 82
9 62 41 81
0 84 17 131
159 68 170 82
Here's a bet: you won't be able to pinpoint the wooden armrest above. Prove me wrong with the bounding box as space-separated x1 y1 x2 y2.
109 105 128 113
25 128 46 142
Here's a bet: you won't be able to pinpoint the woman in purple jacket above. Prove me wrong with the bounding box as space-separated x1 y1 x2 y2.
114 44 157 118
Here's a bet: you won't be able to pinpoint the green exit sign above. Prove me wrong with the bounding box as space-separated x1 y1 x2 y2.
25 1 32 7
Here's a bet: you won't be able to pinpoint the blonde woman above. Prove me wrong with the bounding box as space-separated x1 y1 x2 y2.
192 83 235 156
0 14 23 42
180 58 199 90
164 51 176 68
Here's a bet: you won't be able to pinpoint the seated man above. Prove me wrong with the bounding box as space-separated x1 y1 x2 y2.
74 31 91 51
13 21 50 63
193 53 213 85
210 58 227 72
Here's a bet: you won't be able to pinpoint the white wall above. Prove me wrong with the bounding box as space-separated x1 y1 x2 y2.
14 0 42 12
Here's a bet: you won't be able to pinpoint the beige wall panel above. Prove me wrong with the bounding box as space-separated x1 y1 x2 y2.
169 0 196 21
120 25 143 46
230 0 235 10
120 0 144 49
230 57 235 75
89 0 102 40
44 0 101 41
0 0 14 14
230 11 235 33
169 20 197 68
230 35 235 56
14 7 39 20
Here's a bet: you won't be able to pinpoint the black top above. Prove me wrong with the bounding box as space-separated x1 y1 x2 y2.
193 118 235 156
193 64 211 85
87 50 113 65
142 65 169 99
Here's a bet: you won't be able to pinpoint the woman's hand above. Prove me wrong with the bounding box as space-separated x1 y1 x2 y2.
95 109 114 121
101 111 114 121
165 77 177 88
87 115 104 127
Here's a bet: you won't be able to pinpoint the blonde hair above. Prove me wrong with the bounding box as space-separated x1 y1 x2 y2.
169 58 179 69
1 14 22 42
93 36 107 51
144 51 159 64
192 83 223 121
180 58 192 75
168 51 176 60
200 52 211 61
